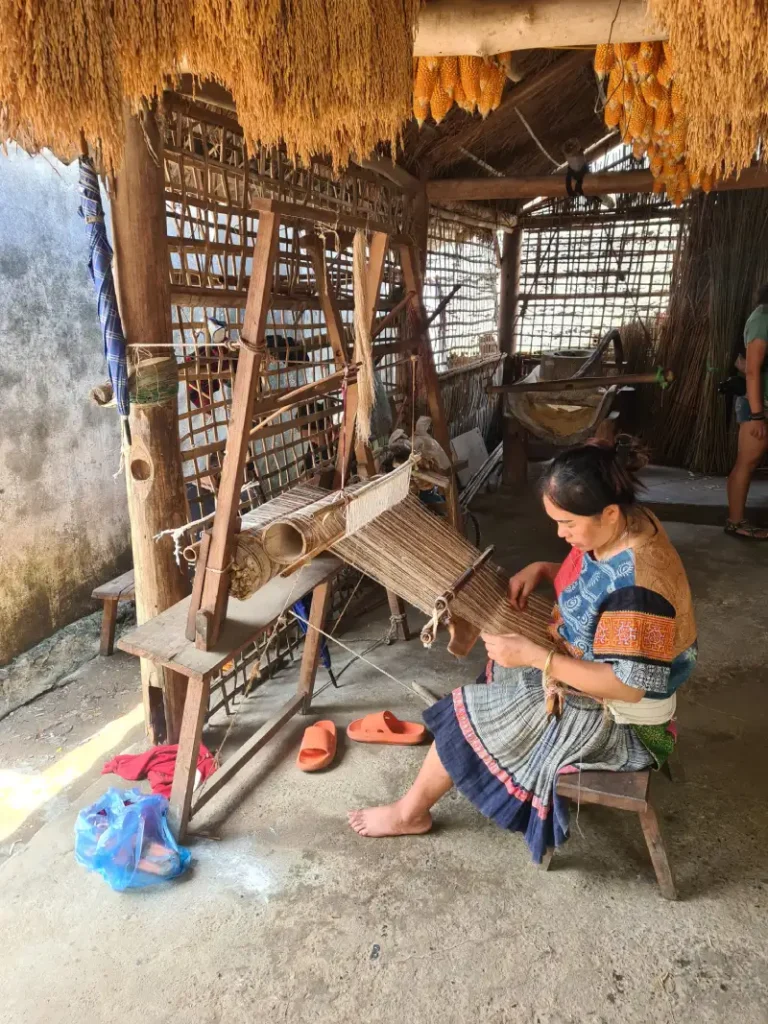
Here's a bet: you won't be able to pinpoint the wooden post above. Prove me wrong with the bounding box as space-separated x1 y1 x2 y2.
399 241 460 527
196 209 281 648
111 107 191 744
413 0 663 55
498 229 528 490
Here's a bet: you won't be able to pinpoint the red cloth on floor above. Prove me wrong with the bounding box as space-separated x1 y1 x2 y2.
102 744 216 798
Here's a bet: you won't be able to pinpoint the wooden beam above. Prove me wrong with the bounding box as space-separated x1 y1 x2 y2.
414 0 664 56
297 582 334 712
191 693 306 814
304 235 351 368
490 370 673 394
111 107 191 745
196 211 281 649
428 164 768 203
356 155 420 194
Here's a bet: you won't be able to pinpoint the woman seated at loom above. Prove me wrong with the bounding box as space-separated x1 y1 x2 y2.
348 436 697 862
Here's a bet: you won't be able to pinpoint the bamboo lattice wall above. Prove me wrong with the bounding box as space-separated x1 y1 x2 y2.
162 95 414 712
515 144 684 355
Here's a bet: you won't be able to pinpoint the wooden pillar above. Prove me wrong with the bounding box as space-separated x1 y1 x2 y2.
498 228 528 489
399 242 460 527
411 181 430 279
111 107 191 744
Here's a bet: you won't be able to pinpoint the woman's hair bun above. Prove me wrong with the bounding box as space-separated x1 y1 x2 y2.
540 433 649 516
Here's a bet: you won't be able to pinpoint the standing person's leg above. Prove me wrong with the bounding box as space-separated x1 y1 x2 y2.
348 743 453 837
726 417 768 536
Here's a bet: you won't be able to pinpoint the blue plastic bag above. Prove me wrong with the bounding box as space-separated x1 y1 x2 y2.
74 787 191 891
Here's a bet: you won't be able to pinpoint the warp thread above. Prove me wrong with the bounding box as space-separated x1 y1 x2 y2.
334 494 554 647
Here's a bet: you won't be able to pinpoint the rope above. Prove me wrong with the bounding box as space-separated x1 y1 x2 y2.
289 609 434 707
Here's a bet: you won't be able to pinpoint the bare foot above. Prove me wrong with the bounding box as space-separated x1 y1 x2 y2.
347 802 432 838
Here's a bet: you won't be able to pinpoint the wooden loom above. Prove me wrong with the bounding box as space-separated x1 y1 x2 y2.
213 481 553 658
188 203 460 653
119 197 462 839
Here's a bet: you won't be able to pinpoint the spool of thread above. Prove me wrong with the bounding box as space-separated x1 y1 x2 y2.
230 535 279 600
131 357 179 407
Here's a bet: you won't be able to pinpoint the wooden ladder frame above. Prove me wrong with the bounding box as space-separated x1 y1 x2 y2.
190 212 456 650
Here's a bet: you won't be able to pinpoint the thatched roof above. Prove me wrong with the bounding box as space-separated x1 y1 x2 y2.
401 49 605 184
0 0 420 170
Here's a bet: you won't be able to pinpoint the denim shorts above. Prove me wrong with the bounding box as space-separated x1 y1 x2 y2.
735 397 765 424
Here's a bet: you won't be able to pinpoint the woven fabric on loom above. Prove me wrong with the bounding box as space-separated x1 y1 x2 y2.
334 496 553 647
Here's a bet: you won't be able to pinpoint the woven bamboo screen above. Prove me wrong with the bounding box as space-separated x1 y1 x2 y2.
515 144 684 356
161 96 413 712
422 211 501 445
424 212 500 373
163 96 410 522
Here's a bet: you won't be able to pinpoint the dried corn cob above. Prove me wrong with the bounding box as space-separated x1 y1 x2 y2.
641 75 667 109
430 80 453 124
636 41 661 79
594 43 615 80
482 63 506 115
616 42 640 61
629 94 649 137
459 55 481 105
453 80 471 114
632 139 646 159
670 80 683 116
477 57 494 95
440 56 459 98
606 64 624 105
413 96 429 127
415 57 439 102
642 105 655 143
604 99 622 128
654 96 674 135
670 116 688 158
656 58 673 89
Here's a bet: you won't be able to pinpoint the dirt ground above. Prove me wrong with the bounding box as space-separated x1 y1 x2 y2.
0 491 767 1024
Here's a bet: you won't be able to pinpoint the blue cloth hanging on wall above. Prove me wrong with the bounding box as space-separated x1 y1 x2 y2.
78 157 130 427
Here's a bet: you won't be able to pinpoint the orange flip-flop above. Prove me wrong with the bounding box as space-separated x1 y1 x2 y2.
297 720 337 772
347 710 426 746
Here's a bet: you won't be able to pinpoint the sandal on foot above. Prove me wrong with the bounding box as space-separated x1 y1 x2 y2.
724 519 768 540
297 720 337 772
347 710 426 746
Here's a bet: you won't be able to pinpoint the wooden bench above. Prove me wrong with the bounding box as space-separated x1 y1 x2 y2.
542 768 677 900
92 569 136 656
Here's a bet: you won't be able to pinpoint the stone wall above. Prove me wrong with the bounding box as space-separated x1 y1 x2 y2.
0 146 131 666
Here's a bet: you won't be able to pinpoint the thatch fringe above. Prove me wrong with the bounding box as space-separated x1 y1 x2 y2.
648 1 768 179
645 190 768 474
0 0 422 169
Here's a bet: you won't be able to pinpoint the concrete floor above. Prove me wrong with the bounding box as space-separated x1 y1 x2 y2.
1 493 768 1024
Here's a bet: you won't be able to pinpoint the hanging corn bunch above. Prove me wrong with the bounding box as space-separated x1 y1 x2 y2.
595 40 717 206
412 53 511 126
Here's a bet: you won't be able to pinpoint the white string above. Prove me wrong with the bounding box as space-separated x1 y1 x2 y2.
289 609 433 707
514 107 561 169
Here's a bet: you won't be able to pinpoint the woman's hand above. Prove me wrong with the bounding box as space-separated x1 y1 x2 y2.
508 562 550 609
481 632 546 670
748 418 768 442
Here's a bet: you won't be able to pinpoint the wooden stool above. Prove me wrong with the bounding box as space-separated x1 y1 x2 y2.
92 569 135 656
541 769 677 900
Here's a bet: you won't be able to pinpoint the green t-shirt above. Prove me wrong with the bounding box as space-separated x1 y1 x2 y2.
743 304 768 404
